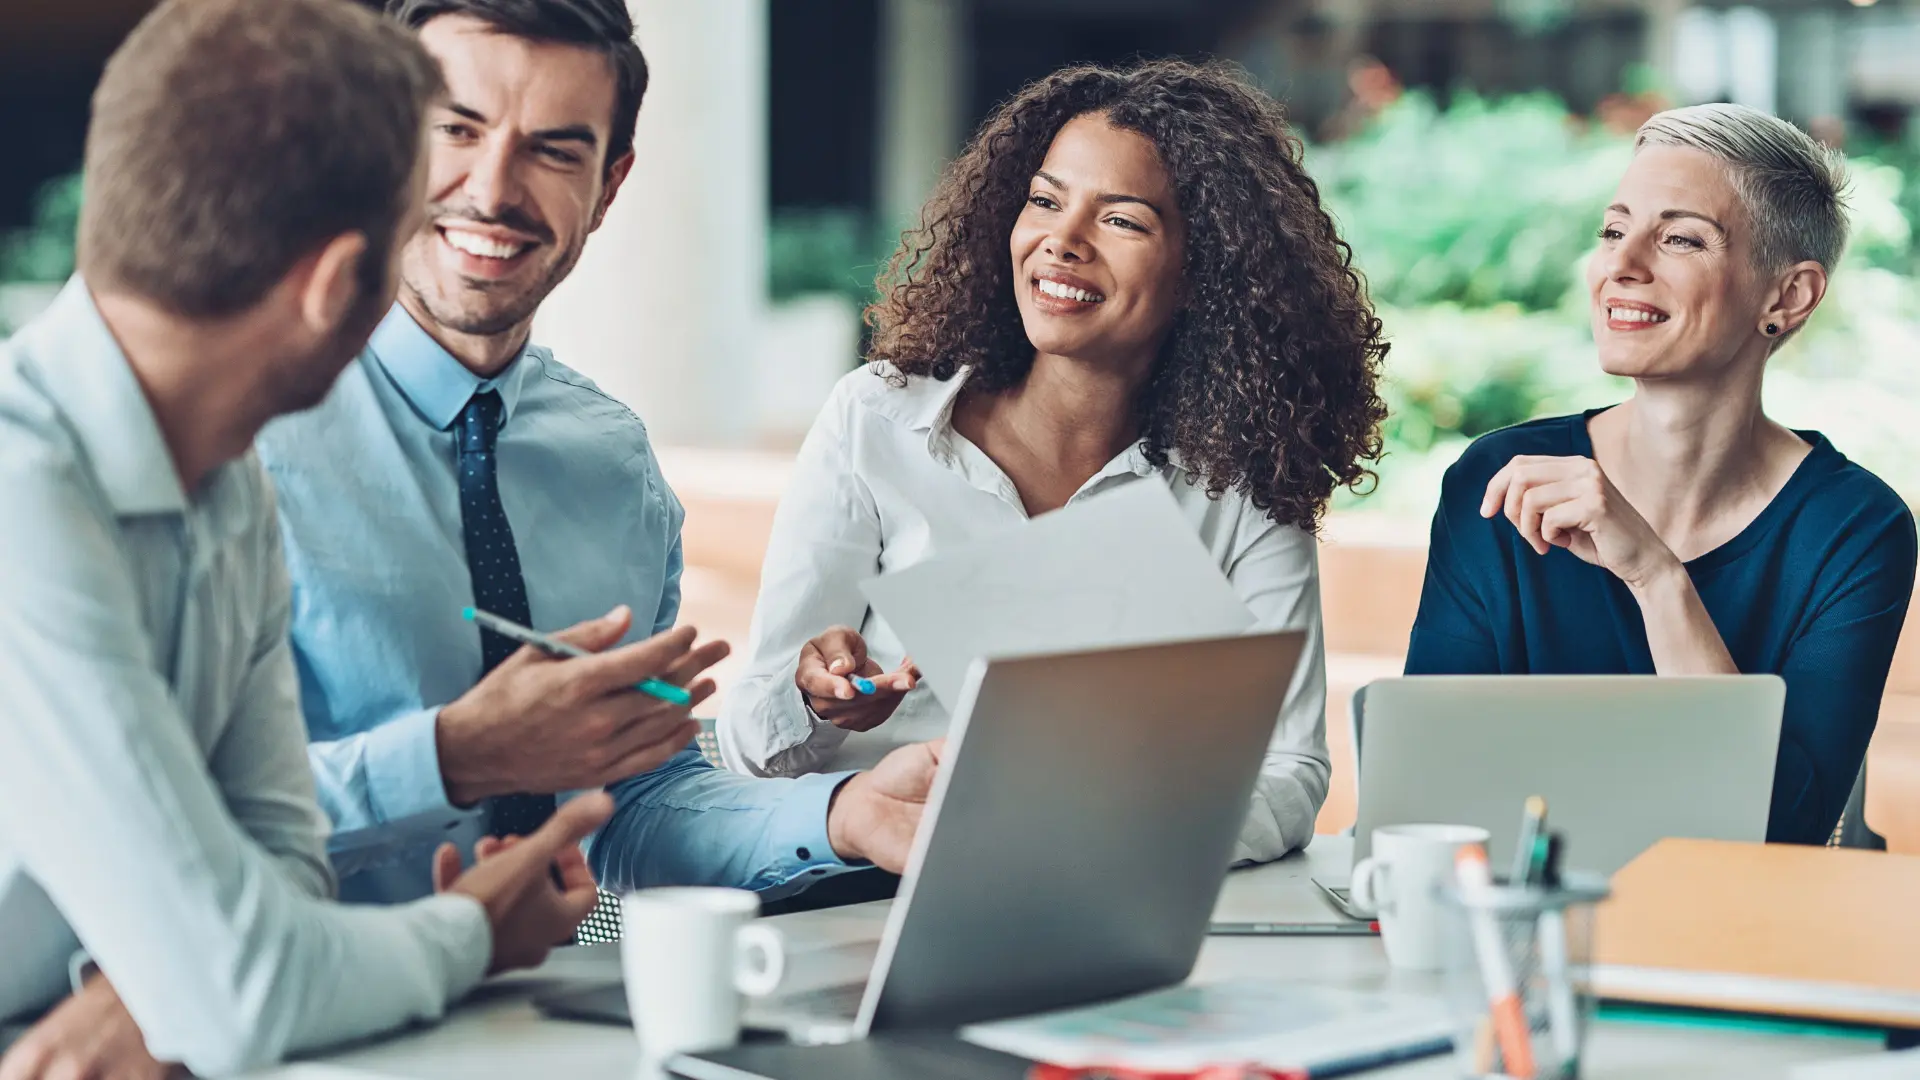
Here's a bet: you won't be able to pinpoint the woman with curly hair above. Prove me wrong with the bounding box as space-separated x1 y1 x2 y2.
718 59 1388 863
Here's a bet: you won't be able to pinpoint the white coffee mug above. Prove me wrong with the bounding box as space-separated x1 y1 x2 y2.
621 887 786 1067
1350 823 1491 971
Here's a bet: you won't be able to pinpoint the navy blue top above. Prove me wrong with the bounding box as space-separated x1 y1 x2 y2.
1405 410 1917 845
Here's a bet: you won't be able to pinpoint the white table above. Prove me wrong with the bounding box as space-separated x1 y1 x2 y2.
248 838 1884 1079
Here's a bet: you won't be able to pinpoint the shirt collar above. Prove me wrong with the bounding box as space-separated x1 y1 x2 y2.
27 277 188 516
870 363 1159 480
861 363 969 434
364 304 532 431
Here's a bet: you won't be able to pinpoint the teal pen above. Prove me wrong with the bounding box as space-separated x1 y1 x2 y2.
1511 794 1548 885
461 607 693 706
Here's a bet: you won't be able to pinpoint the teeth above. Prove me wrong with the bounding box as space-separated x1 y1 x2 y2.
1037 278 1103 303
1609 307 1668 324
442 229 527 260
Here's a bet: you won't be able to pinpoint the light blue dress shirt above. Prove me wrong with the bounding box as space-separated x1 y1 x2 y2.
0 280 487 1073
256 305 850 895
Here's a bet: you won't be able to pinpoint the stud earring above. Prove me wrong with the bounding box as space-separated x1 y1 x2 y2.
1765 324 1780 336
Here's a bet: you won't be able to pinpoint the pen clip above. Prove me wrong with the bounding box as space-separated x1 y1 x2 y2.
1542 832 1565 888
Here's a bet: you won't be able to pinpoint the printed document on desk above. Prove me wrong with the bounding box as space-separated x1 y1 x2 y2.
958 979 1453 1073
860 481 1256 709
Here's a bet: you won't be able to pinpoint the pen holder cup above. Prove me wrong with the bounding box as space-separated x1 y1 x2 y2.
1436 874 1611 1080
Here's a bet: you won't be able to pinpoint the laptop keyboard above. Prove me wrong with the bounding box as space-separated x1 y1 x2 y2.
765 980 868 1018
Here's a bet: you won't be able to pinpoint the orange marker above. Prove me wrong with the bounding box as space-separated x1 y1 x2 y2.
1456 843 1535 1079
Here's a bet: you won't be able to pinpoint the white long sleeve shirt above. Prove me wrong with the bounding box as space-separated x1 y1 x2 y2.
717 365 1331 862
0 280 489 1075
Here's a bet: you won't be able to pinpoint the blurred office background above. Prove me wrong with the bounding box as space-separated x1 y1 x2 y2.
5 0 1920 845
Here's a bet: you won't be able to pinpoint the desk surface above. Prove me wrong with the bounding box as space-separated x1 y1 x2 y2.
246 837 1882 1080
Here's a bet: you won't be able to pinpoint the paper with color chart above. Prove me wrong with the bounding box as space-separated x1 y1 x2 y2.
959 979 1453 1072
859 480 1255 710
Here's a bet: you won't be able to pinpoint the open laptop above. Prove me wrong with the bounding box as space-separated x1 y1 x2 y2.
1325 675 1783 892
538 629 1306 1045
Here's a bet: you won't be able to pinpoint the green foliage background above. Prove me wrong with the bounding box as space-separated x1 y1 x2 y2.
0 173 81 286
6 93 1919 511
1308 91 1920 513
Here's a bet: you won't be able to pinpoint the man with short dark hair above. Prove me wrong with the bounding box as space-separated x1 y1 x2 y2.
0 1 623 1076
256 0 937 941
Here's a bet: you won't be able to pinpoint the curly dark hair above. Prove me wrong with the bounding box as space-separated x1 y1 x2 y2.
866 59 1388 531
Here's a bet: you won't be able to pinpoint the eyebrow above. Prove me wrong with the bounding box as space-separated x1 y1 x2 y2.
444 102 600 148
1607 203 1727 234
1034 170 1164 217
532 124 599 147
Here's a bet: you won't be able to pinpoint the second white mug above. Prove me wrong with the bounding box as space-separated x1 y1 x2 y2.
621 887 786 1067
1351 823 1491 970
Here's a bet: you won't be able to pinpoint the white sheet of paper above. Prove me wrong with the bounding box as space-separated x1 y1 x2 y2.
859 480 1256 709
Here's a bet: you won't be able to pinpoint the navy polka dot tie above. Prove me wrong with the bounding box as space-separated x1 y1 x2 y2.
456 390 623 943
456 390 554 838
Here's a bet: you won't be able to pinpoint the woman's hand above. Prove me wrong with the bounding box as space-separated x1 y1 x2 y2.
1481 455 1683 590
1485 454 1737 676
796 627 920 732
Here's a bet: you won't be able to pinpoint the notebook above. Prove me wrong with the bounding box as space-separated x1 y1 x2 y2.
1591 838 1920 1028
1790 1047 1920 1079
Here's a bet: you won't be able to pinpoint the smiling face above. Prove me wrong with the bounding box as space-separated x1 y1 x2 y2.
399 15 631 360
1008 113 1186 371
1586 144 1772 380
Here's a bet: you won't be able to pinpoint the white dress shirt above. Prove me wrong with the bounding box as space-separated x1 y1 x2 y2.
717 365 1331 862
0 280 488 1075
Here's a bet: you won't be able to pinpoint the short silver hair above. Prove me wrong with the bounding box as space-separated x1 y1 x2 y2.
1635 103 1850 275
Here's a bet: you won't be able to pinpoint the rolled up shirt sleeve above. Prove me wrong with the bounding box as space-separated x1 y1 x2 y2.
587 747 857 895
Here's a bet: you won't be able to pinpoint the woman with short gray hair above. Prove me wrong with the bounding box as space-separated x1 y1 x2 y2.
1405 102 1917 846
